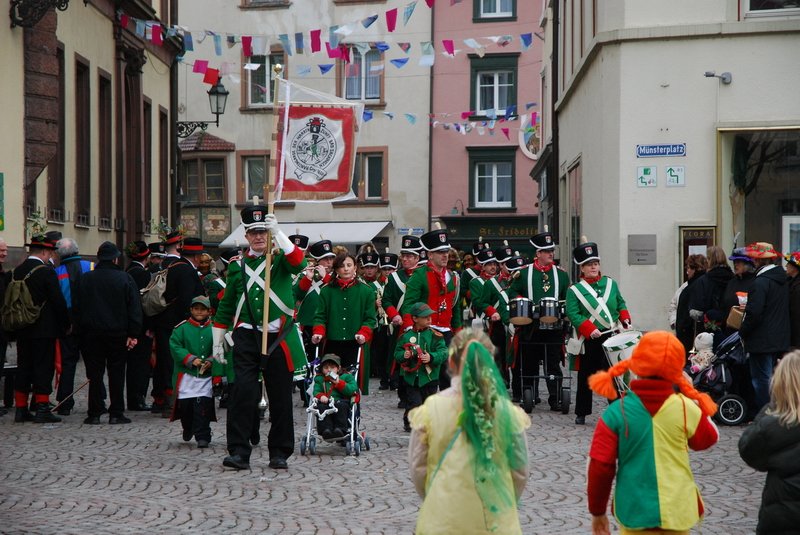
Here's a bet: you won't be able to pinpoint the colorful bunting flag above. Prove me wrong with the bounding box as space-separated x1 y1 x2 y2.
525 102 537 110
363 110 374 122
326 42 342 59
501 128 510 140
398 42 412 53
404 2 418 26
520 33 533 51
213 34 222 56
152 24 163 45
362 14 379 28
329 26 340 48
192 60 209 73
226 35 237 48
375 42 391 52
426 0 435 7
386 8 398 32
405 113 417 124
203 68 219 85
295 32 305 54
279 34 293 56
419 41 435 66
120 14 129 28
183 31 194 51
135 20 145 37
319 64 334 74
442 39 455 56
241 36 252 58
354 42 371 57
310 29 322 53
252 36 267 55
296 65 312 77
390 58 409 68
504 104 517 118
384 112 395 120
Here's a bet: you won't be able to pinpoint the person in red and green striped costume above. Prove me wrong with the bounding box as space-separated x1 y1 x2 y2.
586 331 719 535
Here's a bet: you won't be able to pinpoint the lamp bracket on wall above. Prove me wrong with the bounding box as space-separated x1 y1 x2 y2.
176 121 210 139
10 0 69 28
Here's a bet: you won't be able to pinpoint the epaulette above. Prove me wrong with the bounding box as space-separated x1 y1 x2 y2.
175 319 188 328
432 330 444 337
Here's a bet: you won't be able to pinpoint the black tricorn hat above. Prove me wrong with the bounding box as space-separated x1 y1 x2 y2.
400 235 422 254
26 234 57 250
494 245 513 263
241 204 269 231
179 237 206 256
359 252 379 267
309 240 335 260
573 242 600 265
148 242 166 257
420 229 450 252
219 248 240 265
380 253 399 269
127 240 151 260
288 234 309 250
530 231 556 251
506 255 527 271
476 248 498 265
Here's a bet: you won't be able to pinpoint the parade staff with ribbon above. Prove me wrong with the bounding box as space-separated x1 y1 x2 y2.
565 239 631 425
213 203 307 471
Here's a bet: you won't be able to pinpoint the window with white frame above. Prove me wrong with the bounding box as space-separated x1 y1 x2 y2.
469 147 515 209
343 48 383 101
246 52 283 107
477 0 515 18
243 155 268 200
470 54 518 117
351 149 387 201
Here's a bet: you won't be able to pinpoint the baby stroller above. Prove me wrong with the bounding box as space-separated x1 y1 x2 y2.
691 331 749 426
299 346 371 457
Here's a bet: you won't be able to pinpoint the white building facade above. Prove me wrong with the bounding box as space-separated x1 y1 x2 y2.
547 0 800 330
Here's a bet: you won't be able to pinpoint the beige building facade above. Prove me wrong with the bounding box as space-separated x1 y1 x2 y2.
541 0 800 330
177 1 432 252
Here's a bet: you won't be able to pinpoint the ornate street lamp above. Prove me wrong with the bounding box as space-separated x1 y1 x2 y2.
176 80 229 138
10 0 70 28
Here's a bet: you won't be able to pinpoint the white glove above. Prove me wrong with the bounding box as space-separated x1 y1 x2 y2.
273 228 295 255
590 329 602 339
263 213 279 232
689 309 704 322
328 371 339 381
355 334 366 345
212 327 227 364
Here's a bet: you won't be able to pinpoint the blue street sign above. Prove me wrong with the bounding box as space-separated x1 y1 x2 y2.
636 143 686 158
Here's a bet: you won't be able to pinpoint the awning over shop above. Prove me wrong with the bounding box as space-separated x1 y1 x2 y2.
219 221 391 248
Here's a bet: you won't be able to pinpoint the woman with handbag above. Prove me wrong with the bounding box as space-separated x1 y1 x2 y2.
565 239 632 425
408 328 530 534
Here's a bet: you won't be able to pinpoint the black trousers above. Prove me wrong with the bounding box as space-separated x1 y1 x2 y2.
179 396 213 441
575 334 612 417
403 381 439 426
127 332 153 407
83 334 128 418
488 322 507 385
371 325 391 385
153 326 174 403
55 335 82 409
16 337 55 397
513 326 564 406
316 399 351 436
227 328 294 461
322 339 361 371
436 330 454 389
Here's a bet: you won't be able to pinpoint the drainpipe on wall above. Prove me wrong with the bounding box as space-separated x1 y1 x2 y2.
550 0 560 240
170 0 180 227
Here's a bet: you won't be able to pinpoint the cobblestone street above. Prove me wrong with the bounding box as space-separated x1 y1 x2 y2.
0 362 762 534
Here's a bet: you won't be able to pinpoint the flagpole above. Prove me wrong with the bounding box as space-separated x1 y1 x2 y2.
261 63 283 356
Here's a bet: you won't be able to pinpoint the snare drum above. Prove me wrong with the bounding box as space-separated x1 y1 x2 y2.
509 297 534 326
602 330 642 365
537 297 563 330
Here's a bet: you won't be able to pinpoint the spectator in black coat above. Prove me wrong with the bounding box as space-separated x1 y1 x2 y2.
739 351 800 535
125 241 153 411
721 248 756 320
75 242 142 425
675 254 707 358
689 246 733 346
786 252 800 351
12 235 69 423
740 242 790 414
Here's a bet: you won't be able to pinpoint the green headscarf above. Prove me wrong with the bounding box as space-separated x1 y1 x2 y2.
459 340 527 527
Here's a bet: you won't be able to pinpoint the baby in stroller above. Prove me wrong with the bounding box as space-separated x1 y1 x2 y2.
689 331 750 425
311 353 357 439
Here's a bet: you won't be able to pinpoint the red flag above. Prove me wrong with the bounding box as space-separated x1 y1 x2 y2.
310 29 322 53
120 14 129 28
501 127 510 140
386 8 398 32
193 60 209 73
325 42 341 59
152 24 163 45
203 68 219 85
442 39 455 56
425 0 434 6
242 35 253 58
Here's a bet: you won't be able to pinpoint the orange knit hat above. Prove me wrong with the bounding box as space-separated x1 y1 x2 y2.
588 330 718 417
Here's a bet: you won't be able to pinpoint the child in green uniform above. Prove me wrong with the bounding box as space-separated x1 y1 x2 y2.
395 303 448 432
169 296 224 448
312 353 358 439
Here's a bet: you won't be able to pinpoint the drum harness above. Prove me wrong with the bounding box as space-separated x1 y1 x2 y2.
566 279 615 352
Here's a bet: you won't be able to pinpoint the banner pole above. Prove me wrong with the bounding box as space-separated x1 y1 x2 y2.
261 64 283 356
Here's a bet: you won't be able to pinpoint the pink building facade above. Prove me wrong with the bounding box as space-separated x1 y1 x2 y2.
432 0 542 256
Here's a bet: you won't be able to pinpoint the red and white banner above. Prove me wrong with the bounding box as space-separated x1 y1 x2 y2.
274 80 363 202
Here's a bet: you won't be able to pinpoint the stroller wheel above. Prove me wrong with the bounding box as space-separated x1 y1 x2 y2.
354 440 361 456
522 387 534 414
345 441 353 456
715 394 747 426
364 436 371 451
299 436 307 456
309 436 317 455
560 387 571 415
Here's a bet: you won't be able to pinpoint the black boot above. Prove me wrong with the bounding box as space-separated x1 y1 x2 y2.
33 403 62 423
14 408 33 423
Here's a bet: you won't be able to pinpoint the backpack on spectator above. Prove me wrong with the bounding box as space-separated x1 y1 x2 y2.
140 266 174 316
1 265 47 331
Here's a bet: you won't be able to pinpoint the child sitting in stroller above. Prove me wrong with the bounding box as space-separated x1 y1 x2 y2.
312 353 357 439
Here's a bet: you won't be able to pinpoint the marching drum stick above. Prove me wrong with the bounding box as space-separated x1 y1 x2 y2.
50 379 90 413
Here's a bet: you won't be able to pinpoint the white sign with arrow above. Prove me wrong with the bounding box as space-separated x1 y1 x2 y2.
665 166 685 187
